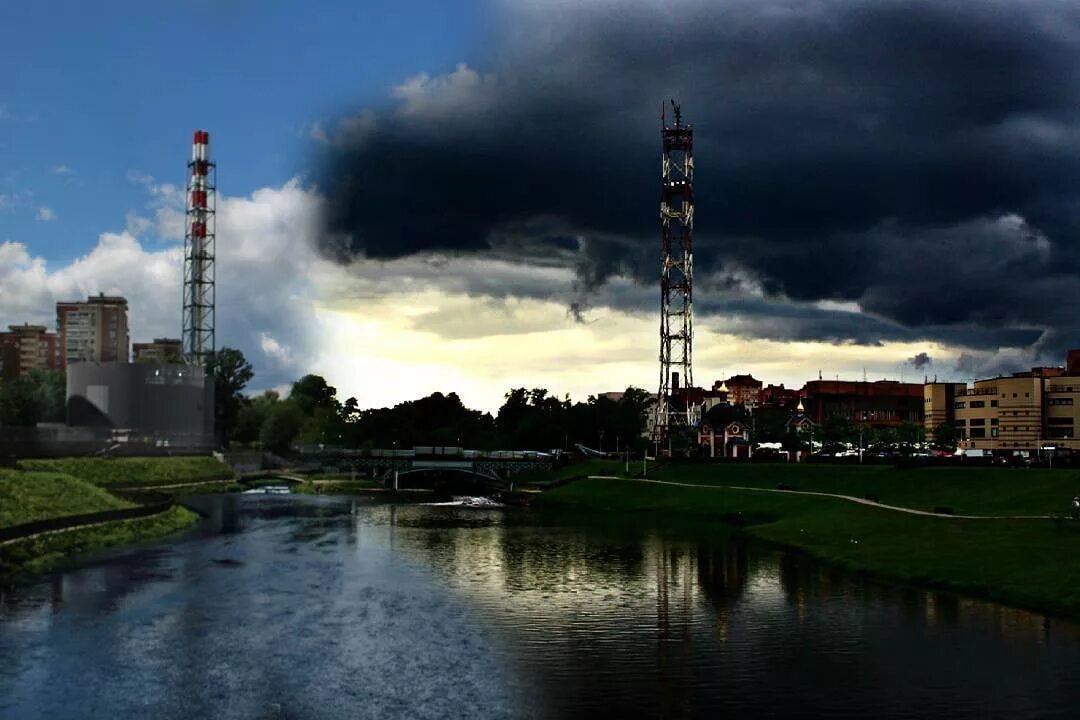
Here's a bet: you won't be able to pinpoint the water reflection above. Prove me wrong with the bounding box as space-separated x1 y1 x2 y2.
0 496 1078 719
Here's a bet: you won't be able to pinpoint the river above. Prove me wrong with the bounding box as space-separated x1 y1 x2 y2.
1 494 1078 719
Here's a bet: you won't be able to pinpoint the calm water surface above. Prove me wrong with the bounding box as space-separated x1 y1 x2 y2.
1 494 1078 719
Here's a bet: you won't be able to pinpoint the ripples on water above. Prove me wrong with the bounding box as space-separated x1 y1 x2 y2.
1 495 1078 719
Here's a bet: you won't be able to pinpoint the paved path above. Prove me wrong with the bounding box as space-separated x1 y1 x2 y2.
587 476 1050 520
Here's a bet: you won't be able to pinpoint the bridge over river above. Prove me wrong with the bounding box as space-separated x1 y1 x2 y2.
295 446 556 490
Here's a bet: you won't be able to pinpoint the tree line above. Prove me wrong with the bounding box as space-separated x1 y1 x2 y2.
211 348 653 453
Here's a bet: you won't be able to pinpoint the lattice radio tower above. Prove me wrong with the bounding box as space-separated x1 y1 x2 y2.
651 101 695 446
182 130 216 367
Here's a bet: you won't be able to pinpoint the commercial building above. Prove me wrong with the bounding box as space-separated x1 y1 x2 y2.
0 323 61 380
925 351 1080 455
923 382 965 443
801 379 923 429
56 294 130 367
133 338 183 363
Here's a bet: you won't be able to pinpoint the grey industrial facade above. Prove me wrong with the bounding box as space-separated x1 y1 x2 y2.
66 362 214 446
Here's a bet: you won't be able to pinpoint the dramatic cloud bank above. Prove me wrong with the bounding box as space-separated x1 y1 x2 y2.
0 179 329 393
316 0 1080 372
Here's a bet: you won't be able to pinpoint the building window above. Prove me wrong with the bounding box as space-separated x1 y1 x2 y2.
1025 392 1030 397
970 418 985 426
991 400 998 407
1012 393 1017 398
954 402 965 410
971 428 986 438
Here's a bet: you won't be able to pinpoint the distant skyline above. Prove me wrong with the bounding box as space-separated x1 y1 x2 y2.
3 1 1078 411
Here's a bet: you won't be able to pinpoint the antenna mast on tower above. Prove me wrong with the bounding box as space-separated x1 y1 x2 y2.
651 101 695 447
182 130 216 367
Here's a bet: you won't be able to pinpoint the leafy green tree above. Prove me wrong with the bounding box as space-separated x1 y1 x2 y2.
207 347 254 446
30 369 65 423
290 374 338 416
932 422 957 451
259 401 304 453
0 376 41 426
234 390 280 445
0 369 65 426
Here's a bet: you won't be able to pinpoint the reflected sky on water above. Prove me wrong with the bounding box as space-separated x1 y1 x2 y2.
1 495 1077 719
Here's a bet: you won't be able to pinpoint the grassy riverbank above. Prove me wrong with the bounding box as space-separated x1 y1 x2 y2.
0 504 197 578
645 462 1080 516
0 457 225 581
539 467 1080 620
17 456 234 487
0 468 133 525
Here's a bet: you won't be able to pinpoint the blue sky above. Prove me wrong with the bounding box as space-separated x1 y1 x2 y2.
1 0 488 264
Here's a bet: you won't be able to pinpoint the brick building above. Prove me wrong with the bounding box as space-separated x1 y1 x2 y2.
56 294 129 367
713 374 763 407
133 338 183 363
0 323 61 380
801 379 923 429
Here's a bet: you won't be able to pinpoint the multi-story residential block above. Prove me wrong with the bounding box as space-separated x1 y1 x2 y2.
714 374 763 407
133 338 183 363
0 323 62 380
56 294 129 367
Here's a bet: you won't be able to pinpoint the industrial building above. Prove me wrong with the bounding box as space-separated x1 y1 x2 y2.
56 293 130 367
0 323 61 379
66 362 214 446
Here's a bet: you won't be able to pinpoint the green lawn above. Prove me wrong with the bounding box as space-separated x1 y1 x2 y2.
540 474 1080 620
0 469 133 526
643 463 1080 517
513 458 630 488
18 456 234 488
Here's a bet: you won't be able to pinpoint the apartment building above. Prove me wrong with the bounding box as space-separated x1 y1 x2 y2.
717 374 763 407
56 294 130 367
133 338 183 363
0 323 61 380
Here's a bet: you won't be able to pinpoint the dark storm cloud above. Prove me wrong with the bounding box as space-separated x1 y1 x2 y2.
317 0 1080 357
909 353 933 370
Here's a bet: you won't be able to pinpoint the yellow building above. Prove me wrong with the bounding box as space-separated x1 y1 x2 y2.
1043 374 1080 452
924 351 1080 456
923 382 965 443
954 375 1042 452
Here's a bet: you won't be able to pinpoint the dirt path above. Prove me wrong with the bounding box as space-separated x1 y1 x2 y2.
587 476 1050 520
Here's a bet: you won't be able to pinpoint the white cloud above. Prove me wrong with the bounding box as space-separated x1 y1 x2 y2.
52 165 73 175
259 332 296 368
391 63 496 117
310 110 377 148
36 206 55 222
309 122 329 144
0 179 332 394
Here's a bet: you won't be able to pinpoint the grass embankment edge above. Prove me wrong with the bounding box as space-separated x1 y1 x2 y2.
0 505 198 581
539 476 1080 621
